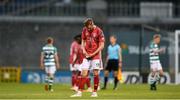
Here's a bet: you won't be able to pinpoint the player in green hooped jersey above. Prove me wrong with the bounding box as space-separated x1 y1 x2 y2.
149 34 165 91
40 37 60 92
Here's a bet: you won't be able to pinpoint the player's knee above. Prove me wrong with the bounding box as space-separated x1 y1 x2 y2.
81 74 86 77
159 71 164 77
104 71 109 76
114 73 118 77
81 70 88 77
114 71 118 77
82 73 86 77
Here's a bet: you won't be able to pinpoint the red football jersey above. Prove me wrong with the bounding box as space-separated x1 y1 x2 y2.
69 41 84 64
82 26 105 59
77 46 84 64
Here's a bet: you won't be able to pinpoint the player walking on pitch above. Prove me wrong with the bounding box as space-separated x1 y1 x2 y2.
40 37 60 92
102 35 122 90
149 34 165 90
69 34 91 91
71 18 105 97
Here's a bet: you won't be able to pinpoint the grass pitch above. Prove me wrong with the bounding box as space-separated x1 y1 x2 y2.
0 83 180 99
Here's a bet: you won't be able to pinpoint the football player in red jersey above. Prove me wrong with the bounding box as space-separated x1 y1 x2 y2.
71 18 105 97
69 34 92 92
69 35 83 91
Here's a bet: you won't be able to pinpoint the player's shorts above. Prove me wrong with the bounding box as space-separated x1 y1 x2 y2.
81 58 101 70
45 65 56 74
70 64 81 71
150 62 162 71
105 59 119 72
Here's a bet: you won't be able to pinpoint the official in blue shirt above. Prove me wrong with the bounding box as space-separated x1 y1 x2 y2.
102 35 122 90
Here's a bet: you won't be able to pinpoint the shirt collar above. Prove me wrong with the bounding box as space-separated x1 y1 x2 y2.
110 43 117 47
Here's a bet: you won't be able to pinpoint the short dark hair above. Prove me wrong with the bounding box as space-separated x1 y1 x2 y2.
74 34 81 40
73 34 81 44
46 37 53 44
110 34 117 39
84 18 93 27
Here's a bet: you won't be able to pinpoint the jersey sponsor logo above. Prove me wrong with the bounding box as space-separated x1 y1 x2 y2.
92 33 97 38
85 32 89 36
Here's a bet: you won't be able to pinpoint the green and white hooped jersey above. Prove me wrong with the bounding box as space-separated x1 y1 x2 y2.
149 42 160 63
42 44 57 67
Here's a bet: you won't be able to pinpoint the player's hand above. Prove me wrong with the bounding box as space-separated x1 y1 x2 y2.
56 64 60 70
119 62 122 69
83 49 91 58
85 53 92 58
72 63 75 68
40 64 44 70
85 53 90 58
83 49 88 55
86 53 93 58
160 48 166 53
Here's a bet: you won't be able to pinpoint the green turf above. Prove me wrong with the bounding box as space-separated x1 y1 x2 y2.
0 83 180 99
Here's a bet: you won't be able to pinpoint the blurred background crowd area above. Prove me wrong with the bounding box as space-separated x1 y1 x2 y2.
0 0 179 74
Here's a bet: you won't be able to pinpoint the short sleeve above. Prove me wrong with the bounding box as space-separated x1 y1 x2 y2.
98 29 105 42
81 28 86 40
74 45 78 54
41 47 44 54
54 47 57 53
149 43 154 49
116 45 121 52
117 45 120 49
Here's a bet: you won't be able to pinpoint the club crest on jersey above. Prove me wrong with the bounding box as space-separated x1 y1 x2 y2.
92 33 96 37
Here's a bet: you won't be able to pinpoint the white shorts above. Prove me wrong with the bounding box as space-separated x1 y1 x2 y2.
150 62 162 71
70 64 81 71
81 58 101 70
45 66 56 74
